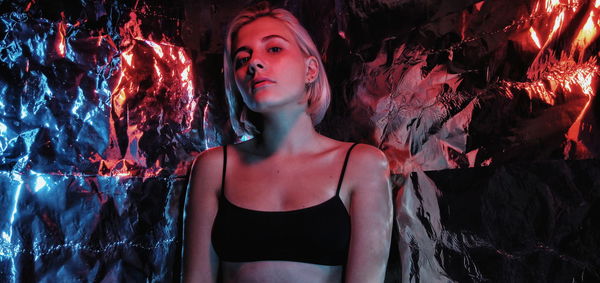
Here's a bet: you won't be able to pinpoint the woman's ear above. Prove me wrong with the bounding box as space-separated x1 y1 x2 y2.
305 56 319 84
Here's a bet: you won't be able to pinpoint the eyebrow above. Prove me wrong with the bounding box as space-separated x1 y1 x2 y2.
233 34 290 58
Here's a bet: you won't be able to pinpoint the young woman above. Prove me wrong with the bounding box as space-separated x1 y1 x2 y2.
184 2 392 282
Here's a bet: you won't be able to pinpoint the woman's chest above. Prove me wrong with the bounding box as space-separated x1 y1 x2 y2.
225 162 344 211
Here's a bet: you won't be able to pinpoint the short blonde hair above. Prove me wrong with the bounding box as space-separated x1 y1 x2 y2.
223 2 331 137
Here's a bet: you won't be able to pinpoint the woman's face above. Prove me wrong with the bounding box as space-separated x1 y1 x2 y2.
232 17 317 114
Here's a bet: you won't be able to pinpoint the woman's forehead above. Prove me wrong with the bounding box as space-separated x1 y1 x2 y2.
234 17 294 47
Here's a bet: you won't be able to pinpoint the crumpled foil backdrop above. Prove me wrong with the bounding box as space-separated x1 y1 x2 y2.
0 0 598 282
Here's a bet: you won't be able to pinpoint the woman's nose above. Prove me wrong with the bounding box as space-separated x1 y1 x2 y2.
248 57 265 74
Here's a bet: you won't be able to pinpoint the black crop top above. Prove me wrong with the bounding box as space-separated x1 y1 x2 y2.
211 143 358 266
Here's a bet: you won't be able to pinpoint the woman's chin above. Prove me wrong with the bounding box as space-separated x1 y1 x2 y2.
248 102 280 113
248 96 286 111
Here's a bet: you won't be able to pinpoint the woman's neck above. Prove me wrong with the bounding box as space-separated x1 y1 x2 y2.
253 109 320 156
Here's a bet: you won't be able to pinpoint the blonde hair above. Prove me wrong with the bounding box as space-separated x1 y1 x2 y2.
223 2 331 137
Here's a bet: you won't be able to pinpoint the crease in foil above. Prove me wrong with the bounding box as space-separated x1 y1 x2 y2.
1 2 198 281
359 0 599 175
360 0 600 282
0 171 187 281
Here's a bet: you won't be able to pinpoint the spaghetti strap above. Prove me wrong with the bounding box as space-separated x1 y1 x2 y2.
336 143 359 196
221 145 227 194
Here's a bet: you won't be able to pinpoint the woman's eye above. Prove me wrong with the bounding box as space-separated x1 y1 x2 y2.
235 57 250 68
268 47 282 53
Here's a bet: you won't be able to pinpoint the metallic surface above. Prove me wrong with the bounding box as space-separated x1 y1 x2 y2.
0 0 598 282
1 1 198 281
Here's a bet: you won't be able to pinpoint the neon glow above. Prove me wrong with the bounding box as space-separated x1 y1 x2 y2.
529 27 542 49
546 0 561 13
573 11 598 50
56 21 66 58
122 50 133 66
146 40 165 58
506 60 598 106
34 175 46 192
550 11 565 38
101 9 197 177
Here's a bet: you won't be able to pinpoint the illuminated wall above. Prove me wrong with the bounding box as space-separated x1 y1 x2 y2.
0 0 598 281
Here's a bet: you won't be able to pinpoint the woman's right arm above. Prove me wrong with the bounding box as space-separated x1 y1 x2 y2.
183 147 224 283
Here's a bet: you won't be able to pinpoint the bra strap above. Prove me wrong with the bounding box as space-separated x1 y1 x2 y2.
221 145 227 194
336 143 359 196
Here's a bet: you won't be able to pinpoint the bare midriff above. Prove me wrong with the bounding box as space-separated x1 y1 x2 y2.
221 261 343 283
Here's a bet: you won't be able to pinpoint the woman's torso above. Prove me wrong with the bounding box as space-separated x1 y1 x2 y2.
212 141 357 283
220 261 342 283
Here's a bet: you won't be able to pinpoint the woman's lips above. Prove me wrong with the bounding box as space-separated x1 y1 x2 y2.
252 78 275 90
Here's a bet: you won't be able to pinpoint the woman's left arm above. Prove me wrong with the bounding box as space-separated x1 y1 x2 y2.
345 144 393 283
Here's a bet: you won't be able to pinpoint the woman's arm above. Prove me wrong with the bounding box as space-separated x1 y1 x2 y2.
345 144 393 283
183 147 223 283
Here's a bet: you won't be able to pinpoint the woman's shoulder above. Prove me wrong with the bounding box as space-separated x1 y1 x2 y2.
189 146 227 190
193 145 225 168
190 146 231 197
351 142 386 159
337 142 390 191
330 141 388 169
350 143 388 173
321 137 387 168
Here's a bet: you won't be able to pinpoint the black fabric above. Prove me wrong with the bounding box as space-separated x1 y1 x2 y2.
211 143 358 266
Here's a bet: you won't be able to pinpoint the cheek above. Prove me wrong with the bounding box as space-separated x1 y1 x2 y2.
278 59 306 85
233 67 244 81
234 71 248 92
